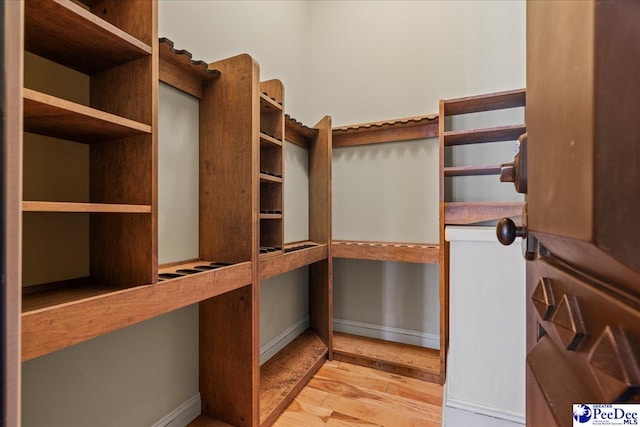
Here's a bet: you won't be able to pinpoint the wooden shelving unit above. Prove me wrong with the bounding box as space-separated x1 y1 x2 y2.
332 114 438 147
332 240 439 264
20 0 158 359
438 88 526 382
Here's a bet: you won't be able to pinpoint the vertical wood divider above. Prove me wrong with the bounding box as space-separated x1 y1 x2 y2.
199 54 260 427
438 99 448 384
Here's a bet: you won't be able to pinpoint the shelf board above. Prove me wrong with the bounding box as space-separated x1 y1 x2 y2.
443 165 501 177
443 88 526 116
22 261 252 361
332 240 439 264
22 201 151 214
260 329 328 427
187 416 234 427
159 37 221 99
260 93 283 113
333 114 439 148
259 132 283 147
333 332 441 383
285 114 318 148
259 173 283 184
260 242 328 280
24 0 151 75
444 202 524 225
259 213 283 220
443 124 526 146
23 88 152 143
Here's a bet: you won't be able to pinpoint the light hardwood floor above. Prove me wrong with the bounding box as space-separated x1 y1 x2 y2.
272 360 443 426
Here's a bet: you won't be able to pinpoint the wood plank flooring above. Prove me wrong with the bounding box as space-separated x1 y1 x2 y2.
272 360 443 427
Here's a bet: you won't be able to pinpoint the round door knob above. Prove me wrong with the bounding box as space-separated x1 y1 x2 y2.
496 218 526 245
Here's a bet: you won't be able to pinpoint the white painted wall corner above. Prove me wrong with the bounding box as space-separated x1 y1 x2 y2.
151 394 200 427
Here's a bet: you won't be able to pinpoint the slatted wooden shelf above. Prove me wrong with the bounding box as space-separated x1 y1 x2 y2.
187 416 234 427
22 201 151 213
21 261 252 361
443 164 501 177
24 0 151 75
332 240 439 264
260 93 283 113
259 173 283 184
260 330 328 427
23 89 152 143
259 213 283 220
443 124 526 146
444 202 524 225
260 132 283 147
260 242 328 280
332 114 439 147
159 37 221 99
443 88 526 116
333 332 440 383
285 114 318 148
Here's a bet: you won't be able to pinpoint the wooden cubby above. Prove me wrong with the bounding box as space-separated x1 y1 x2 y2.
20 0 158 336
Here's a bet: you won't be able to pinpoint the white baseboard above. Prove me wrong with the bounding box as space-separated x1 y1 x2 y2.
446 398 525 425
260 316 310 365
333 318 440 350
151 393 201 427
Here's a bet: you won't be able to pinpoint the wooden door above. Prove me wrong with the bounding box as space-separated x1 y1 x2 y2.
521 1 640 426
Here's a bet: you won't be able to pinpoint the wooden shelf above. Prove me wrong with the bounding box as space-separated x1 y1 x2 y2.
285 114 318 148
443 88 526 116
259 132 283 147
260 93 283 113
444 202 524 225
260 242 328 280
332 114 439 148
333 332 440 383
24 0 151 75
443 124 526 146
159 37 221 99
443 165 501 177
259 213 283 220
260 330 328 427
21 261 252 361
332 240 439 264
22 201 151 213
259 173 283 184
23 88 152 143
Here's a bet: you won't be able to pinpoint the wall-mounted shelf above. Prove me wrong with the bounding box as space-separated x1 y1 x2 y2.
260 330 328 427
24 0 152 75
22 261 252 361
444 202 524 225
259 242 327 280
443 164 502 177
159 37 221 99
333 332 440 383
260 132 283 147
443 88 526 116
22 201 151 213
443 124 526 146
332 240 439 264
284 114 318 148
332 114 438 148
24 89 152 143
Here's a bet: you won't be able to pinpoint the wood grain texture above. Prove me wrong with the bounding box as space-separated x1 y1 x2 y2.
443 124 526 146
260 132 283 147
332 241 439 264
23 88 151 143
438 99 448 384
273 361 443 427
200 284 258 427
443 164 501 177
260 219 283 250
259 243 327 280
188 416 234 427
24 0 151 75
260 330 328 427
90 0 153 46
332 115 438 148
21 261 251 360
22 201 151 213
4 2 24 424
158 37 220 99
333 333 441 384
200 54 259 264
444 202 524 225
310 259 332 359
443 88 526 116
284 115 317 148
260 80 284 108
